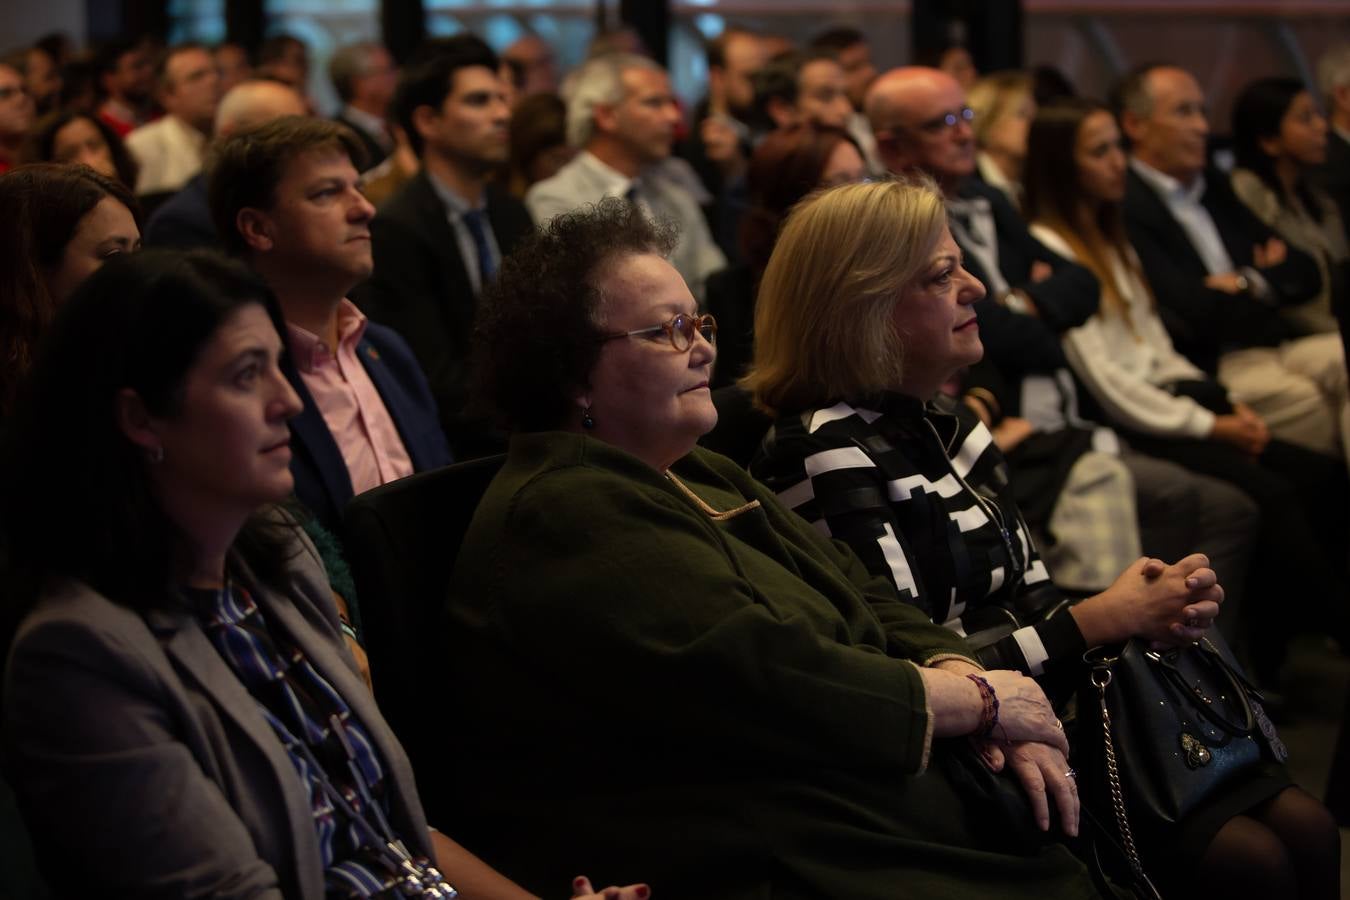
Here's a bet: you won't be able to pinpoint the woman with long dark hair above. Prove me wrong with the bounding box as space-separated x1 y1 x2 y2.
1230 76 1349 358
22 108 140 188
0 248 647 900
0 163 140 415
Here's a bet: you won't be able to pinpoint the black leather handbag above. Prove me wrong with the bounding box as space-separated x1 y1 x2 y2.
1078 636 1286 894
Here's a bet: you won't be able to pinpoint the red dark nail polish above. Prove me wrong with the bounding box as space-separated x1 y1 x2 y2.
636 887 650 900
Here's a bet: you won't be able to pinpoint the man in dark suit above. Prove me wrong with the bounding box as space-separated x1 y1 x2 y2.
329 41 397 171
209 115 451 531
354 36 533 458
1116 63 1345 460
146 79 307 249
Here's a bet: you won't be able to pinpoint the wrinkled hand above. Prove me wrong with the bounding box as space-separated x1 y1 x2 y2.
991 416 1035 453
1104 554 1224 645
1029 260 1053 283
572 876 651 899
982 741 1080 836
1253 237 1287 268
979 670 1069 756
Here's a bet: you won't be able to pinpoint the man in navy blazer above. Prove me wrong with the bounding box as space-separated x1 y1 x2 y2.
208 115 451 531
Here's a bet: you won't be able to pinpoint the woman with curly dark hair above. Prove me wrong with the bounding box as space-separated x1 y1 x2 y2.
446 197 1105 899
0 163 140 415
21 108 140 188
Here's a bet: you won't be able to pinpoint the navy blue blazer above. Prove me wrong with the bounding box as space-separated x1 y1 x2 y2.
143 174 220 250
284 320 453 531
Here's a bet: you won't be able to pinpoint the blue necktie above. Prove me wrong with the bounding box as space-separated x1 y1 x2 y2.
462 208 496 285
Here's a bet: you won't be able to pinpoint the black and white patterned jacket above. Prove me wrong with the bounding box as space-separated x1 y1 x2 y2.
750 392 1085 678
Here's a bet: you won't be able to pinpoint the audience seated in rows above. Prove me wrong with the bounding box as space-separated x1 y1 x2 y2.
0 246 646 900
145 78 307 249
1022 96 1350 687
865 66 1259 601
209 116 452 532
1116 64 1350 468
745 175 1338 900
747 49 854 136
526 52 725 301
356 35 532 459
0 163 141 415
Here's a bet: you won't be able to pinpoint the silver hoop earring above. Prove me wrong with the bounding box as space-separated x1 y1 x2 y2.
581 407 595 430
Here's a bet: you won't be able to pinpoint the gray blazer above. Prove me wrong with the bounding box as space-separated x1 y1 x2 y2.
2 519 433 899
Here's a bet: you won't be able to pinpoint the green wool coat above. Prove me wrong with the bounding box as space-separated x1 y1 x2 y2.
441 432 1104 899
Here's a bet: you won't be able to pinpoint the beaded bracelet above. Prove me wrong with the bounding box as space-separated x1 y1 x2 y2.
966 673 1000 739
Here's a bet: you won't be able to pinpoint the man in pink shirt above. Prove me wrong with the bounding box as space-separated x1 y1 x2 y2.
208 115 452 529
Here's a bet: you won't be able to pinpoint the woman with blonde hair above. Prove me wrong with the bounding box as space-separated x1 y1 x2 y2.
968 71 1035 209
748 176 1338 900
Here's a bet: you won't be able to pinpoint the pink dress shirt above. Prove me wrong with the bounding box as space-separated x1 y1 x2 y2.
286 300 415 496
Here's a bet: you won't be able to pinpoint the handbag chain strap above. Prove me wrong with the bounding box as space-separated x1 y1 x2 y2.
1092 664 1146 879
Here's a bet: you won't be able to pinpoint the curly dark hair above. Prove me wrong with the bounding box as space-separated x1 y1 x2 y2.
473 198 676 433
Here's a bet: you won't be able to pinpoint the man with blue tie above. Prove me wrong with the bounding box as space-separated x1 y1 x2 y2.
208 116 452 531
355 35 533 458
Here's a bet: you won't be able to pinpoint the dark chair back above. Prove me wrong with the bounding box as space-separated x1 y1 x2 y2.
699 384 772 468
342 454 504 822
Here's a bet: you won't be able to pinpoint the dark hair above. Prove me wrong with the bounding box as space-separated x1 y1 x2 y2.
57 56 100 112
1031 65 1076 106
473 198 676 432
258 34 306 66
394 35 499 158
0 163 141 415
92 36 141 83
1231 76 1321 214
507 91 567 192
809 27 866 55
153 42 207 91
740 123 861 274
207 115 368 255
1024 97 1144 320
748 50 834 132
21 109 140 188
0 249 294 621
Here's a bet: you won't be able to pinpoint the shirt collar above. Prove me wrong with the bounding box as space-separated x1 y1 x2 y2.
284 299 368 374
426 170 486 218
577 151 639 197
1130 156 1205 203
341 104 386 138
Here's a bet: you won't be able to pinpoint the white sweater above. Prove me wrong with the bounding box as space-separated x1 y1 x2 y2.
1029 224 1217 439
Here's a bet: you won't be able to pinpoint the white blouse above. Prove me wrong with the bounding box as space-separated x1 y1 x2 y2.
1029 223 1217 439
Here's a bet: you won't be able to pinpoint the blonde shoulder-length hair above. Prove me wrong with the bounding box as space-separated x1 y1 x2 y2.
742 176 948 416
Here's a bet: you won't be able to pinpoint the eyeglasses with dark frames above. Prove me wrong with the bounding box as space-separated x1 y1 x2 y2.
602 312 717 352
901 106 976 136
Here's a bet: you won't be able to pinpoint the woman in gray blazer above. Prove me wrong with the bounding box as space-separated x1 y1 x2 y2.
0 249 647 900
